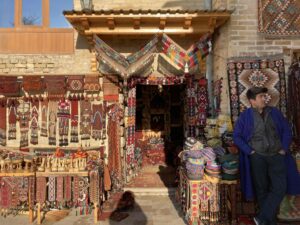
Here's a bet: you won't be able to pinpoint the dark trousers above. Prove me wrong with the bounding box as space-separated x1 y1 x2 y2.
250 153 287 225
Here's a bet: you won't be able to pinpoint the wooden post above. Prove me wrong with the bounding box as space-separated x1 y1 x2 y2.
37 203 41 225
94 202 98 224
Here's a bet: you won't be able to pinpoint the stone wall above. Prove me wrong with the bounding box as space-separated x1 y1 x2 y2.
0 32 92 75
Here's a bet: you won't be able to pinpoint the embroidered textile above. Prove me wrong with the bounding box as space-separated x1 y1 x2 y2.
30 101 39 145
67 75 85 92
84 75 101 92
197 78 208 128
56 176 64 203
8 103 17 140
2 177 19 208
48 176 56 202
227 55 287 123
29 177 35 207
44 76 66 99
80 101 92 140
23 76 44 95
128 75 185 88
0 104 6 146
161 33 211 71
0 76 20 97
0 177 11 208
41 100 48 137
258 0 300 36
108 104 123 178
95 34 158 77
17 101 30 147
18 177 29 202
48 101 58 145
71 100 79 143
89 170 100 204
186 76 197 137
213 78 223 116
64 176 72 202
36 177 47 204
57 99 70 146
92 103 105 140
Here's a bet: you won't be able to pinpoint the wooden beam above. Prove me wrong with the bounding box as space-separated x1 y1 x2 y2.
159 17 166 30
80 17 90 30
183 17 192 29
133 17 141 29
107 17 115 30
209 17 217 32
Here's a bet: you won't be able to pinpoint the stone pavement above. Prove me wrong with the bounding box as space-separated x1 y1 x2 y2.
0 195 188 225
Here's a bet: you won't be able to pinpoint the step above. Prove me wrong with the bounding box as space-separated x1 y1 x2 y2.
123 187 176 196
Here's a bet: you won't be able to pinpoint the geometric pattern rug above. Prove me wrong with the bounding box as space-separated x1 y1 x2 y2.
227 55 287 123
258 0 300 36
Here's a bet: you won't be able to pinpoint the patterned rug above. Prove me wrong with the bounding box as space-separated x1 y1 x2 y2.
227 55 287 123
258 0 300 36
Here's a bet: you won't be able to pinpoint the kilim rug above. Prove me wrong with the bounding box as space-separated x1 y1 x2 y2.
17 100 31 147
48 101 58 145
23 76 44 97
8 101 17 140
57 99 70 146
67 75 84 99
258 0 300 36
84 75 101 93
44 76 66 99
227 55 287 123
30 101 39 145
41 100 48 137
92 103 105 140
0 103 6 146
71 100 79 143
0 76 20 97
80 100 92 140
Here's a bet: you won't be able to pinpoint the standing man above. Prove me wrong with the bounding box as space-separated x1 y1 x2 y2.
233 87 300 225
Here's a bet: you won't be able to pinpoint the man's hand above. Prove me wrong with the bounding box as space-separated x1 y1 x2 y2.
278 149 286 155
250 150 255 155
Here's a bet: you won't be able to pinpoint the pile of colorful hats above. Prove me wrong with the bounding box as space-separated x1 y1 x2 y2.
204 160 222 183
219 153 239 180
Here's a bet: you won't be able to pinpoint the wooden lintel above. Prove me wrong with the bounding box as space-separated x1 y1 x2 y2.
80 17 90 29
133 17 141 29
107 17 115 30
209 17 217 32
159 17 166 30
183 17 192 29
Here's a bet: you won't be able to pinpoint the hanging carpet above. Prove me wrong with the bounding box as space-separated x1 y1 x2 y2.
8 100 18 140
41 100 48 137
197 78 209 128
48 101 58 145
80 100 92 140
258 0 300 36
0 76 20 97
0 103 6 146
67 75 85 99
44 76 66 99
84 75 101 93
22 76 44 97
92 103 105 140
57 99 70 146
71 100 79 143
95 34 158 77
30 101 39 145
227 55 287 123
17 100 31 147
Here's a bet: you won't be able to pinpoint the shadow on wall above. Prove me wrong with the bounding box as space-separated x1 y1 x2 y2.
76 34 90 49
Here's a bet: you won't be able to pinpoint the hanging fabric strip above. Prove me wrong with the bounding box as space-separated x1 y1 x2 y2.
44 76 66 100
92 103 104 140
186 76 197 137
0 103 6 146
36 177 47 204
84 75 101 93
80 100 92 140
56 176 64 203
197 78 208 128
18 100 31 147
48 101 58 145
89 170 99 204
3 177 19 208
48 176 56 202
29 176 35 207
8 102 17 140
18 177 29 202
0 177 11 209
71 100 79 143
67 75 85 92
30 101 39 145
64 176 72 202
0 76 20 97
73 176 79 203
57 99 70 146
41 100 48 137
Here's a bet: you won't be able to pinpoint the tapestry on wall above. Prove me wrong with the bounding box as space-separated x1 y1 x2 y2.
23 76 44 97
71 100 79 143
0 103 6 146
30 101 39 145
227 55 287 123
197 78 209 129
8 101 18 140
67 75 84 99
258 0 300 36
186 75 197 137
0 76 20 97
92 103 105 140
94 34 158 77
84 75 101 93
48 101 58 145
80 100 92 140
44 76 66 99
17 101 31 147
57 99 70 146
41 100 48 137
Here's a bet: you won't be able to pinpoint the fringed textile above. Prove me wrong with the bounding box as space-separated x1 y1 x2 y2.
23 76 44 96
30 101 39 145
186 76 197 137
67 75 85 99
0 76 20 97
80 101 92 140
71 100 79 143
258 0 300 36
48 101 58 145
0 103 6 146
84 75 101 93
57 99 70 146
36 177 47 204
41 100 48 137
44 76 66 99
56 176 64 203
64 176 72 202
48 176 56 202
92 103 104 140
89 170 100 204
108 104 123 178
29 177 35 207
197 78 208 135
18 101 30 147
213 78 223 116
8 104 17 140
18 177 29 202
227 55 287 123
3 177 19 208
0 177 12 209
73 176 79 202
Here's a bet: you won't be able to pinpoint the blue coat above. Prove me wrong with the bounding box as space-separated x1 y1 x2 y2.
233 107 300 200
